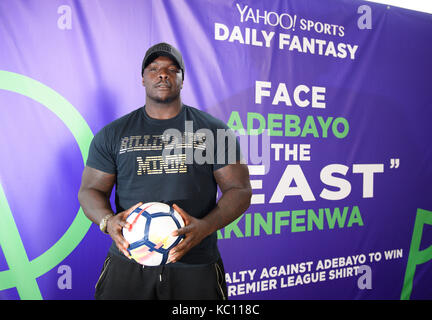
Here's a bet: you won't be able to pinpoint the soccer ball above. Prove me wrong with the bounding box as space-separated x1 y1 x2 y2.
122 202 185 266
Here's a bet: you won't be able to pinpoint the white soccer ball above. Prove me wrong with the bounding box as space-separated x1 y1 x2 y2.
122 202 185 266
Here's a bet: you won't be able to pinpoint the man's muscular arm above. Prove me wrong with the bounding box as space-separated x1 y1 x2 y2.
169 162 252 263
78 166 116 225
78 166 141 258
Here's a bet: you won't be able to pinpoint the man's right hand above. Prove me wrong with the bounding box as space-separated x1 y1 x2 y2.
107 202 143 258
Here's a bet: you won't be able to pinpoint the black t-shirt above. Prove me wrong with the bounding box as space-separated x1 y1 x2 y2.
86 104 242 264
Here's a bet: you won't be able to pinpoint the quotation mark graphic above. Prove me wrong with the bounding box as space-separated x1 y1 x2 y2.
390 158 400 169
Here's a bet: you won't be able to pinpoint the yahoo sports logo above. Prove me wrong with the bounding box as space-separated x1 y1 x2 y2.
0 71 93 299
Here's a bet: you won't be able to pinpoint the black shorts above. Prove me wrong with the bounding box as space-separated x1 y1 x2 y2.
94 253 228 300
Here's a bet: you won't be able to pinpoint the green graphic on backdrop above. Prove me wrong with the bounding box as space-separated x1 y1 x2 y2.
0 70 93 299
401 208 432 300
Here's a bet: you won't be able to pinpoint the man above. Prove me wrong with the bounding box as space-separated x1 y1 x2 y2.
78 42 252 300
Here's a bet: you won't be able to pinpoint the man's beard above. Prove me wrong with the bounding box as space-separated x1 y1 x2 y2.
152 94 179 104
147 90 180 104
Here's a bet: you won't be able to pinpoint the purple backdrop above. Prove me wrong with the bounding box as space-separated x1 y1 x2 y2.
0 0 432 300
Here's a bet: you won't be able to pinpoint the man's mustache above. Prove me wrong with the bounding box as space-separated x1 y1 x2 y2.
155 81 171 88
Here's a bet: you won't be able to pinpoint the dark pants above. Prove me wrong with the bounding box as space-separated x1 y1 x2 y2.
94 253 228 300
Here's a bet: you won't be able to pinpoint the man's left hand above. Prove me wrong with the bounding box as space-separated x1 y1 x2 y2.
168 204 213 263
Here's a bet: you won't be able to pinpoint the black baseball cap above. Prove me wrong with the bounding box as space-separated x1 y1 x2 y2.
141 42 185 79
